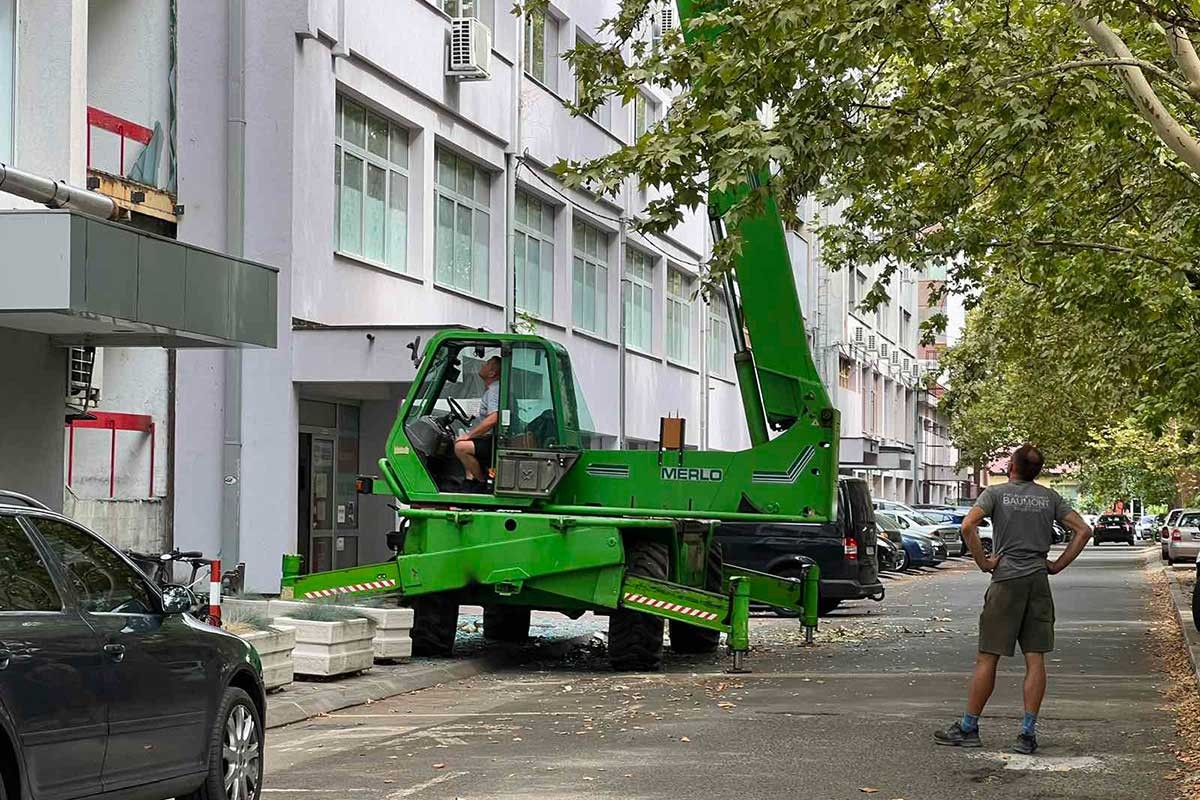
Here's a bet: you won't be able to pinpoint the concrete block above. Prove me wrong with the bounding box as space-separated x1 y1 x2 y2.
345 606 414 662
239 625 296 691
276 617 374 677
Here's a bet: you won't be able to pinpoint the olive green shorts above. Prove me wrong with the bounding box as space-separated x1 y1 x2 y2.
978 571 1055 657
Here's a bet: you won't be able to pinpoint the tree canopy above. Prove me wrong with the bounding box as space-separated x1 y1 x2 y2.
554 0 1200 503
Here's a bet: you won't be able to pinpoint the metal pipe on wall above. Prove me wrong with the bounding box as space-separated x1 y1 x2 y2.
0 162 119 219
221 0 246 564
504 6 525 333
616 216 628 449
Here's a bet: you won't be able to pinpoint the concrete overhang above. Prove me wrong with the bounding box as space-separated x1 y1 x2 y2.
292 323 470 388
0 210 277 347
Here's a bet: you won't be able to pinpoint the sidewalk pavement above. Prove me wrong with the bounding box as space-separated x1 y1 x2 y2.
1164 563 1200 691
265 616 600 729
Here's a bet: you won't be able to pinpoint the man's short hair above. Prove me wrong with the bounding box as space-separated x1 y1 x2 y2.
1011 444 1044 481
485 356 501 370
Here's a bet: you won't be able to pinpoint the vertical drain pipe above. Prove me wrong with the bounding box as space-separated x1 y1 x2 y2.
504 8 525 332
221 0 246 564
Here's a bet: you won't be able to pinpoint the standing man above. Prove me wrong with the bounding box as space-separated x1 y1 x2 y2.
934 444 1092 754
454 356 501 485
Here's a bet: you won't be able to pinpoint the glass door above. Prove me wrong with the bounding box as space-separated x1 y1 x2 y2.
310 436 336 572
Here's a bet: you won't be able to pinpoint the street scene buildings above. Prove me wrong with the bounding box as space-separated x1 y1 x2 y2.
0 0 976 591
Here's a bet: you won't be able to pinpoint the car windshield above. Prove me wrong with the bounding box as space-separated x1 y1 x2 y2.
908 512 938 525
875 512 902 531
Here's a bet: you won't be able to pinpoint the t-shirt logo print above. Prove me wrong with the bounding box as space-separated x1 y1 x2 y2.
1001 495 1051 512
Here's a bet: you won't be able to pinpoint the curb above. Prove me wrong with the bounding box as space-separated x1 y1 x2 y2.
1163 568 1200 691
265 633 594 729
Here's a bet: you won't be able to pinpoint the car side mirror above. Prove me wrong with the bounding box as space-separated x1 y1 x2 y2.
161 585 195 616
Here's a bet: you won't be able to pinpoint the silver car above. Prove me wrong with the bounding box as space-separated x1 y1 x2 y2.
1166 511 1200 565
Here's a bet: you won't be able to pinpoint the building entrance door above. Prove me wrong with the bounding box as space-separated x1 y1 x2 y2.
308 435 336 573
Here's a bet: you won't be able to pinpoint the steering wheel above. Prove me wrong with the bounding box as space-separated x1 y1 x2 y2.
446 397 471 427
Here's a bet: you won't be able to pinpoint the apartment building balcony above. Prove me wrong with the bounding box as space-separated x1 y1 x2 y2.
0 210 277 347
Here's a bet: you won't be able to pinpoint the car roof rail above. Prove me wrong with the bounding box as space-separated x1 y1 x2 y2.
0 490 52 511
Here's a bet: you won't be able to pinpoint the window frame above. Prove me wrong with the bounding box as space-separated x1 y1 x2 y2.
334 95 411 273
514 189 556 319
665 267 695 366
572 219 611 336
524 5 559 92
0 516 66 614
573 30 612 130
707 299 732 378
434 146 492 295
439 0 494 30
624 247 654 352
0 0 12 163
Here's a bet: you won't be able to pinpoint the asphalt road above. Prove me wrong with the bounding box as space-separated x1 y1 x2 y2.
261 545 1180 800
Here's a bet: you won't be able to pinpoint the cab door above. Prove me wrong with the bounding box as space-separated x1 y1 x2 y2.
0 516 107 800
494 343 577 497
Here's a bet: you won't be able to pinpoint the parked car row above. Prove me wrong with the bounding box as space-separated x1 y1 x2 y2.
1160 507 1200 565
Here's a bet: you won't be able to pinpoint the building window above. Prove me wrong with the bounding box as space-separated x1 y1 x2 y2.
525 6 559 92
335 97 409 271
665 269 694 364
435 147 491 294
0 0 12 162
440 0 493 29
515 190 555 318
839 357 852 389
572 220 609 335
707 300 732 377
624 248 654 351
574 31 612 129
902 309 913 349
633 92 659 138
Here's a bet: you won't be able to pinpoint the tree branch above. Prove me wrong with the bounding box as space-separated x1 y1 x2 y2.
1165 26 1200 94
999 58 1199 99
989 237 1173 265
1071 2 1200 177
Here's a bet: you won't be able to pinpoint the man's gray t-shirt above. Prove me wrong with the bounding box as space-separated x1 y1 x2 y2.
975 480 1073 582
473 381 500 429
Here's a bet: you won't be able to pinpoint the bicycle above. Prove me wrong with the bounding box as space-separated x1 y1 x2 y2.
124 547 244 626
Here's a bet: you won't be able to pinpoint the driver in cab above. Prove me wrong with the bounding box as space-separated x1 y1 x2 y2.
454 356 501 486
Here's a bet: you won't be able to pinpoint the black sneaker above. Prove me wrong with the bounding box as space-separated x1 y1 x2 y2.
933 721 981 747
1013 733 1038 754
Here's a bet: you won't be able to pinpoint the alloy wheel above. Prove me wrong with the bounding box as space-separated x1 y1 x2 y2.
223 703 261 800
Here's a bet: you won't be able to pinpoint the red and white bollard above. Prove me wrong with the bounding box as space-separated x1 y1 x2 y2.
208 559 222 627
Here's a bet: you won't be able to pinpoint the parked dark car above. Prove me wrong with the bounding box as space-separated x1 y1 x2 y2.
913 506 966 525
1092 513 1136 546
875 532 901 572
717 477 884 616
0 491 265 800
901 531 947 567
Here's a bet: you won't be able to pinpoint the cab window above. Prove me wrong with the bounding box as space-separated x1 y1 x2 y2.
500 344 559 449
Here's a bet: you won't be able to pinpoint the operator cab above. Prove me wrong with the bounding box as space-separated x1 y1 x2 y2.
401 335 586 497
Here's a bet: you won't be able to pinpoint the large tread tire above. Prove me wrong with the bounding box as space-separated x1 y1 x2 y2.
669 542 723 655
185 686 263 800
609 540 669 671
483 606 532 643
410 594 459 657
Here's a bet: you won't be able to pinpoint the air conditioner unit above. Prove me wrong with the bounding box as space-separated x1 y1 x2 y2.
866 334 877 352
66 346 102 411
854 326 864 345
447 17 492 81
891 351 900 366
879 341 889 359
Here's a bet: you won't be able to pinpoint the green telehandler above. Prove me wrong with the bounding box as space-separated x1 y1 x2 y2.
280 0 841 671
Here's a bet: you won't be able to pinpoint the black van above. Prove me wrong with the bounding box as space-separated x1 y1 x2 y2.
717 477 884 615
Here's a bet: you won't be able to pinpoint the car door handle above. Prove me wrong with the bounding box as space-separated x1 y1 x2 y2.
103 643 126 662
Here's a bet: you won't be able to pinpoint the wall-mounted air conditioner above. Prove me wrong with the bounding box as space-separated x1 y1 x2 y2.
447 17 492 81
891 351 900 366
854 326 864 345
866 334 877 352
879 341 889 359
652 1 676 48
66 346 102 411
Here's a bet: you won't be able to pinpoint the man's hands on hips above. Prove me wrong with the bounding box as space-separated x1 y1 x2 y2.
1046 558 1062 575
977 554 1000 573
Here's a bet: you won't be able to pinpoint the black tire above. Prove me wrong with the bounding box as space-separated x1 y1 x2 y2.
186 686 263 800
817 597 841 616
609 540 669 671
1167 554 1176 566
669 541 723 654
483 606 531 642
1127 538 1136 546
410 594 459 657
895 547 909 572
